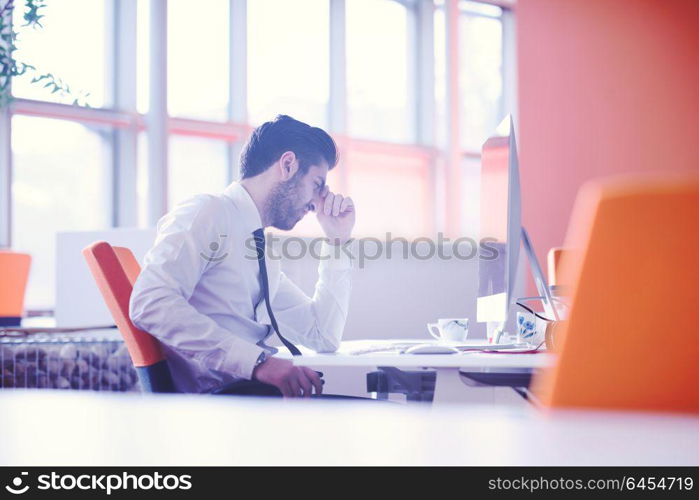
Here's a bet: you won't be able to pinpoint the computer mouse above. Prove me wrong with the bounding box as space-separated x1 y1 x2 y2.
404 344 460 355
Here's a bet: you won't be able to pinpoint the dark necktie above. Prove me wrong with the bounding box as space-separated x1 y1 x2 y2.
252 228 302 356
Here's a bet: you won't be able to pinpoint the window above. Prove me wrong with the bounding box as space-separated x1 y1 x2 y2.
247 0 329 127
2 1 511 308
459 1 504 151
434 1 505 152
11 0 109 107
137 0 150 114
434 6 447 148
137 132 149 227
167 0 230 120
461 156 481 237
346 0 412 143
345 146 433 237
11 116 112 307
432 1 508 236
168 136 229 208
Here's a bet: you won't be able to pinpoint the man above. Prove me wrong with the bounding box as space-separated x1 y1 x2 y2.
130 115 355 398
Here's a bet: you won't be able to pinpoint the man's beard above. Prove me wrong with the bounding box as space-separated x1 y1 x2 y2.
265 175 308 230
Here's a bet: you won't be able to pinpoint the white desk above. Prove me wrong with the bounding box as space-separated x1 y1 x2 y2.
287 340 553 403
0 391 697 465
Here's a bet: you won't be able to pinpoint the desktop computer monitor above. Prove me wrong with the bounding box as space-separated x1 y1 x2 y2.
476 116 559 340
477 115 521 329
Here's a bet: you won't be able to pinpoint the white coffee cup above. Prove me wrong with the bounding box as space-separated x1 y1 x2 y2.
427 318 469 342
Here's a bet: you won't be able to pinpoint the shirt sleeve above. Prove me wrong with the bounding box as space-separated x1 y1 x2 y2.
270 241 353 353
129 195 263 380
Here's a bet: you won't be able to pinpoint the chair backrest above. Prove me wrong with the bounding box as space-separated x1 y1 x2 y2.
546 247 568 287
0 251 31 326
82 241 176 393
535 175 699 414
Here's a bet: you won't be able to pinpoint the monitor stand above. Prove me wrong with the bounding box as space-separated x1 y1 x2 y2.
520 227 559 322
487 228 560 344
486 321 506 344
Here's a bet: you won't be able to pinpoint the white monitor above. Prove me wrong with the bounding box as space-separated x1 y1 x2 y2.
476 117 560 338
476 115 521 325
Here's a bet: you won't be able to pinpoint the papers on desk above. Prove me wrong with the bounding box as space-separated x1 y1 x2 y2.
458 343 544 354
344 340 541 356
344 341 418 355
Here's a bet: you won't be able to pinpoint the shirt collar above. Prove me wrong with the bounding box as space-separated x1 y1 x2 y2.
222 182 264 234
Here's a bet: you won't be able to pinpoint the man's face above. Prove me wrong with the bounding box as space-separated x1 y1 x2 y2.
266 162 329 230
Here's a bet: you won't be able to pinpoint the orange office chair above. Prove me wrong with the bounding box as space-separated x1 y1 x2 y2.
535 174 699 414
547 247 568 287
82 241 175 392
0 251 31 327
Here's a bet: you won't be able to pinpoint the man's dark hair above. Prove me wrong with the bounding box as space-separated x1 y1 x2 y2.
239 115 338 179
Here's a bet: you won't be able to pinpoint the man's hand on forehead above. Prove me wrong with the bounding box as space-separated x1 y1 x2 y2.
315 185 355 245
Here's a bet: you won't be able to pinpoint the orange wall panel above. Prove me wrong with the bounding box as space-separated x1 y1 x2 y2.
517 0 699 273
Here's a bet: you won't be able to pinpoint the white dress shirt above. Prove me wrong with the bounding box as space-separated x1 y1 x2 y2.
129 182 352 393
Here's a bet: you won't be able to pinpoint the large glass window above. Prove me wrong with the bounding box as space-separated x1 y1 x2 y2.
137 0 150 114
461 156 481 238
346 0 412 143
459 1 503 151
434 1 505 152
167 0 230 120
3 1 511 308
137 132 149 227
346 148 432 238
168 136 229 208
247 0 329 127
11 116 112 307
11 0 109 107
434 6 447 149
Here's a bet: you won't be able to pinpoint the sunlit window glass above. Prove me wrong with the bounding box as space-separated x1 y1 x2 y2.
346 149 431 238
169 136 229 208
137 0 150 114
11 116 112 307
459 2 503 151
461 156 481 237
346 0 412 143
137 132 149 227
247 0 329 127
167 0 230 120
11 0 108 107
434 6 447 149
